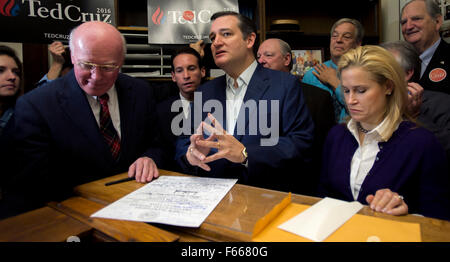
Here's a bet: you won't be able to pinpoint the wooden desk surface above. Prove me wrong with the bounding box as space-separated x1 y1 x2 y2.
74 170 450 242
0 206 92 242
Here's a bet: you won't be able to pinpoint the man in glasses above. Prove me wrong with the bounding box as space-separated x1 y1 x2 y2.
0 21 163 219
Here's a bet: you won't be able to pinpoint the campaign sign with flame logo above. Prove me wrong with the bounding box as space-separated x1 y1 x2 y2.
0 0 115 44
0 0 20 16
147 0 238 44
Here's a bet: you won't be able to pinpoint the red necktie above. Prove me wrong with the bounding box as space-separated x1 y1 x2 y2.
99 93 121 161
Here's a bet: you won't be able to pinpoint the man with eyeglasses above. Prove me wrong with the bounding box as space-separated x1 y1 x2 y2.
0 21 163 219
302 18 364 123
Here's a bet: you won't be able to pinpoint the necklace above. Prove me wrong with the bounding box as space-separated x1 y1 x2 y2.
357 122 371 133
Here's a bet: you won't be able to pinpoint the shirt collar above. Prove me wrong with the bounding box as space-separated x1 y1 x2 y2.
179 92 191 118
347 117 390 144
420 38 441 66
88 85 117 102
226 60 258 93
329 60 337 69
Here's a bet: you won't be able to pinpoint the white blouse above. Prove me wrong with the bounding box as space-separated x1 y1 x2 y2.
347 118 390 200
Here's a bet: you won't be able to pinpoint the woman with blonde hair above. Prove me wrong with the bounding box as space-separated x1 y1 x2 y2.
319 45 449 220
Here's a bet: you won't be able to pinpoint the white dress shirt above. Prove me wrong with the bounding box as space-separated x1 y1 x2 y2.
179 92 191 119
225 60 258 135
347 118 391 200
85 85 121 138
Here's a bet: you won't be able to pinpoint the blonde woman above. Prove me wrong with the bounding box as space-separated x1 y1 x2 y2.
319 45 449 220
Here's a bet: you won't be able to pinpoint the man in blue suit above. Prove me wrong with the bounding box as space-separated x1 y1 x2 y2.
176 12 314 192
0 22 162 218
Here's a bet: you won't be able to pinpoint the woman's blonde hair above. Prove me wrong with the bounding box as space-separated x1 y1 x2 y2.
337 45 410 141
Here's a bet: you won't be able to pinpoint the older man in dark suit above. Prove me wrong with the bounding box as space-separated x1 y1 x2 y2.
0 21 162 219
401 0 450 94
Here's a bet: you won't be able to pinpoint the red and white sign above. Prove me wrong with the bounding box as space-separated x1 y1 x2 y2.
429 68 447 83
147 0 239 44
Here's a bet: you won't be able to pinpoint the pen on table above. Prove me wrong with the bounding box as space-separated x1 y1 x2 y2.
105 176 135 186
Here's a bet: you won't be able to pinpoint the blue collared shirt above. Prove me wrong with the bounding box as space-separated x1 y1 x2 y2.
302 60 347 122
420 38 441 78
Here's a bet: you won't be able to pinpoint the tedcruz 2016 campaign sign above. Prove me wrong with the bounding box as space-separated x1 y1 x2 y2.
0 0 115 44
147 0 238 44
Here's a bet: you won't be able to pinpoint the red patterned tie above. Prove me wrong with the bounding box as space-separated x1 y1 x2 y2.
99 93 121 161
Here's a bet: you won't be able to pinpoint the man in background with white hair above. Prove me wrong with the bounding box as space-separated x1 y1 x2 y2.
401 0 450 94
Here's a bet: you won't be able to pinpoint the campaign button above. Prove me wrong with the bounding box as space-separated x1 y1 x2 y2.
183 11 194 21
429 68 447 82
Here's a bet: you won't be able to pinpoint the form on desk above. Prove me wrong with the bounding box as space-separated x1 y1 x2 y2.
91 176 237 227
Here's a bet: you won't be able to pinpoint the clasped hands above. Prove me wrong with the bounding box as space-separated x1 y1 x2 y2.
186 113 246 171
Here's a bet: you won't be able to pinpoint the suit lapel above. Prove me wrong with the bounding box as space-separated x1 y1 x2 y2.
115 74 135 160
57 72 105 147
422 40 448 80
235 65 270 141
56 71 113 163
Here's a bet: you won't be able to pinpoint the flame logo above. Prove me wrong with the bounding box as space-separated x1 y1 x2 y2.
0 0 19 16
152 6 164 25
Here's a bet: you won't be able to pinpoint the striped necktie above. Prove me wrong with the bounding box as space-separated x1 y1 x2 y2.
99 93 121 161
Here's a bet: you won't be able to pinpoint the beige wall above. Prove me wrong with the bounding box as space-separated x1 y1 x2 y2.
381 0 402 42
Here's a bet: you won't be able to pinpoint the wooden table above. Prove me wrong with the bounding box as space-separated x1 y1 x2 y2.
72 170 450 242
1 169 449 242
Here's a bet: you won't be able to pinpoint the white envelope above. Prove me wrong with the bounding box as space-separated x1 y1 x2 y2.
278 197 363 242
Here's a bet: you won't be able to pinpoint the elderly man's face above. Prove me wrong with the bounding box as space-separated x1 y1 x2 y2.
330 22 359 60
257 39 290 72
400 0 442 53
71 30 123 97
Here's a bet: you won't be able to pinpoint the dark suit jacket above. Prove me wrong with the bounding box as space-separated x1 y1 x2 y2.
419 39 450 94
299 82 336 195
0 70 163 218
176 65 314 193
418 90 450 169
156 94 190 173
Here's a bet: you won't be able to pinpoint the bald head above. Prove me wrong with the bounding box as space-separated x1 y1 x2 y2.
257 38 292 72
69 22 126 96
70 21 126 63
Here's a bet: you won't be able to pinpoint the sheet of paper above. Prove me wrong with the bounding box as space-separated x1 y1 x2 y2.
278 197 363 242
252 203 421 242
91 176 237 228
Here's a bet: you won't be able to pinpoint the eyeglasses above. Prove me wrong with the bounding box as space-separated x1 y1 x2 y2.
77 61 119 72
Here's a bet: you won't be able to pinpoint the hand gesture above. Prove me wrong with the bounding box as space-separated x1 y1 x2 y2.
406 82 423 118
189 40 205 58
48 41 66 64
186 113 246 171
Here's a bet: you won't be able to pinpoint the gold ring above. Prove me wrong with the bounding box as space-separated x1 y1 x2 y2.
189 147 194 153
397 195 404 200
217 142 220 149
